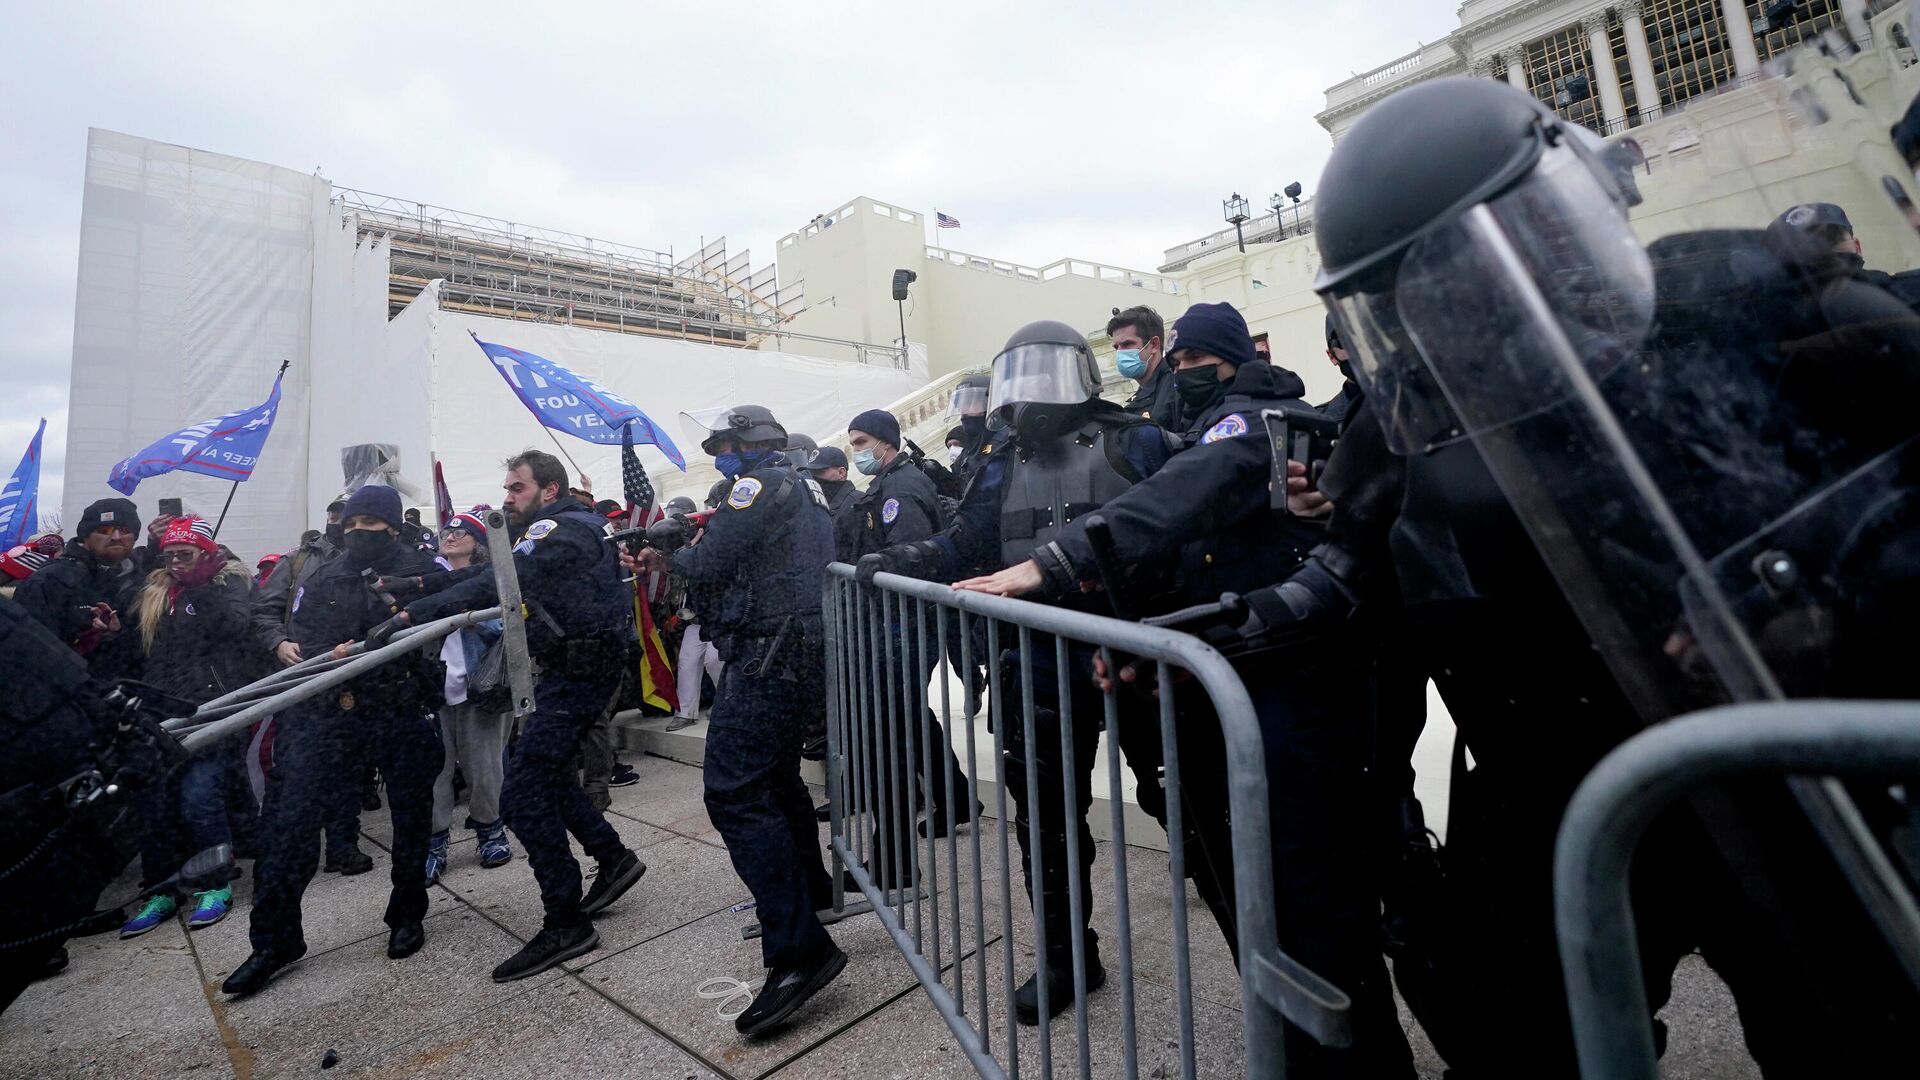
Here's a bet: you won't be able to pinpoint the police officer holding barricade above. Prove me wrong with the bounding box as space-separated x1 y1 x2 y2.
223 484 444 996
371 450 647 983
856 319 1186 1025
628 405 847 1037
955 302 1415 1077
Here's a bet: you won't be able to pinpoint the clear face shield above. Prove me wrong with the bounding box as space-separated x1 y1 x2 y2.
986 343 1097 426
946 384 989 419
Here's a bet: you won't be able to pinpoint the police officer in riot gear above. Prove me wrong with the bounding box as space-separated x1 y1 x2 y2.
631 404 847 1036
1288 73 1920 1075
378 450 647 984
858 319 1181 1025
957 303 1415 1076
224 484 444 996
944 372 995 486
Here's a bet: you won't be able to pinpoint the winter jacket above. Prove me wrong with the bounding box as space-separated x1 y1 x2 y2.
11 539 142 676
252 533 341 654
126 557 265 706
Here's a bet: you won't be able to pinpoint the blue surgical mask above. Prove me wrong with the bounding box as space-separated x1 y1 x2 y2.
714 448 778 479
1116 349 1148 379
852 448 884 476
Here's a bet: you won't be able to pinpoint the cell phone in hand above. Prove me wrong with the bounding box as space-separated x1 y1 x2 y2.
158 497 183 519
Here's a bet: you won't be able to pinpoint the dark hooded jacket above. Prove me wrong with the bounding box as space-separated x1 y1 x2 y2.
12 538 142 675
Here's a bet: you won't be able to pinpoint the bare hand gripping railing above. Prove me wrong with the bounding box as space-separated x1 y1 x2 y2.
1554 701 1920 1080
164 508 536 754
825 563 1352 1080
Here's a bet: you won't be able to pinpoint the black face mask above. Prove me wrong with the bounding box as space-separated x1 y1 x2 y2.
325 522 345 546
343 528 395 564
960 414 986 436
1838 251 1866 273
1174 366 1230 413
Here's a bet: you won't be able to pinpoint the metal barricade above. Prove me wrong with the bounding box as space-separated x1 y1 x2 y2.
1553 701 1920 1080
824 563 1351 1080
164 508 536 750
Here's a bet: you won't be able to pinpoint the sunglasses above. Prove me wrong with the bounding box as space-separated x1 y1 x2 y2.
92 525 137 539
161 550 202 565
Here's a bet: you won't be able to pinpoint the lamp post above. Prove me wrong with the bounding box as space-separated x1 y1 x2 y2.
1284 181 1304 236
1268 192 1286 240
1223 192 1251 253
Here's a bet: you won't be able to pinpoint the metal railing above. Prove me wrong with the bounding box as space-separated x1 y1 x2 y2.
163 509 535 750
1554 700 1920 1080
823 564 1351 1079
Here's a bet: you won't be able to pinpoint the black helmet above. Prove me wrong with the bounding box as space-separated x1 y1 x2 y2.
1313 76 1652 452
680 405 788 456
986 320 1100 438
664 495 697 516
783 431 818 468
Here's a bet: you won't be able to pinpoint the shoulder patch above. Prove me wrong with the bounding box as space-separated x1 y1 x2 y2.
1201 413 1250 444
881 497 900 524
525 519 557 540
727 477 763 509
802 477 829 509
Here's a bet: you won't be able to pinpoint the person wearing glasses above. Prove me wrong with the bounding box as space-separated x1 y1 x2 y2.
13 496 145 676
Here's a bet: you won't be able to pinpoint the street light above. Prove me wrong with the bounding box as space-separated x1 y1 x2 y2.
1268 192 1286 239
1283 181 1304 236
1222 192 1251 253
891 268 916 362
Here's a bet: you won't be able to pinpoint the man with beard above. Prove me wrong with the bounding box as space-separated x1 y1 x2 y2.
14 497 143 676
373 450 647 982
222 485 444 995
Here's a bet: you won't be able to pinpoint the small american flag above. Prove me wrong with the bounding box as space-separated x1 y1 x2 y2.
936 211 961 229
620 419 656 523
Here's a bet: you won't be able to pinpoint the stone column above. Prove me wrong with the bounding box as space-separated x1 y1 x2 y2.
1471 55 1496 78
1838 0 1872 49
1620 0 1662 120
1721 0 1763 79
1505 46 1531 92
1585 10 1629 130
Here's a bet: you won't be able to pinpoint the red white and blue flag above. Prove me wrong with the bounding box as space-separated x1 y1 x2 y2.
936 211 961 229
0 417 45 547
472 332 685 470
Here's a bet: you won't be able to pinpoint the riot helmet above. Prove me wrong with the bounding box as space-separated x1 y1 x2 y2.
1314 76 1652 454
679 405 788 456
783 431 818 468
986 320 1101 438
946 373 991 419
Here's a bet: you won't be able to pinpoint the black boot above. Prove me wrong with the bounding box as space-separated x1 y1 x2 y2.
324 845 374 876
579 850 646 916
387 921 425 959
1014 940 1105 1026
492 923 599 983
736 946 848 1036
222 942 307 996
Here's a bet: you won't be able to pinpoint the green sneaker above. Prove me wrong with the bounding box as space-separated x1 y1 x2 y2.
120 894 179 938
187 887 234 930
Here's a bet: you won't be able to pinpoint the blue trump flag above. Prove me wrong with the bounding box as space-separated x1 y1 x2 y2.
0 418 45 547
472 333 686 470
107 373 284 496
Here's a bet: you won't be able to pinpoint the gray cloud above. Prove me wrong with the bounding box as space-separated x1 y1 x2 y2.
0 1 1454 508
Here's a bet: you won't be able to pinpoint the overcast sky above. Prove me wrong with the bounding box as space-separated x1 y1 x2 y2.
0 0 1456 523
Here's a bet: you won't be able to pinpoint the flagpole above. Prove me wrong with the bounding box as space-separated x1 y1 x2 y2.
543 427 587 487
211 358 291 541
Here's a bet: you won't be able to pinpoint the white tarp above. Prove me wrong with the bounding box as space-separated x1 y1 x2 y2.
377 285 919 515
64 129 325 562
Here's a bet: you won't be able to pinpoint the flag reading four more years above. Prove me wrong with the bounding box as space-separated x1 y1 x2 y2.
107 373 285 496
471 333 686 470
0 417 46 547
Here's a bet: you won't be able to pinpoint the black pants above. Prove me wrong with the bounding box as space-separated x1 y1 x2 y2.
249 700 441 953
504 666 627 930
704 633 835 969
1175 656 1415 1080
997 640 1173 963
866 621 973 871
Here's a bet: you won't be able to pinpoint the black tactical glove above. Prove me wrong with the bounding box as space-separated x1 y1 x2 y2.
1227 545 1360 653
855 539 945 585
367 612 411 650
374 574 426 598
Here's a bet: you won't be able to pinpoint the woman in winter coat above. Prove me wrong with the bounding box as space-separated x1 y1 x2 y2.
118 517 261 937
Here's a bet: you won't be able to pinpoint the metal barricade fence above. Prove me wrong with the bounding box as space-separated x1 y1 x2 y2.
163 508 536 751
1553 700 1920 1080
823 563 1352 1080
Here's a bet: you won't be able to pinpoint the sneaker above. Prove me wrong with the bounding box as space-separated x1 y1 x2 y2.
186 887 233 930
475 820 513 869
120 895 178 938
424 830 450 885
736 946 848 1036
579 850 646 916
492 923 599 983
665 713 699 732
607 762 639 787
221 942 306 996
325 846 375 876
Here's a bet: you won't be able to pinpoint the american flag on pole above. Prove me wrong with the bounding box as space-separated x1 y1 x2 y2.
936 211 961 229
619 418 677 713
